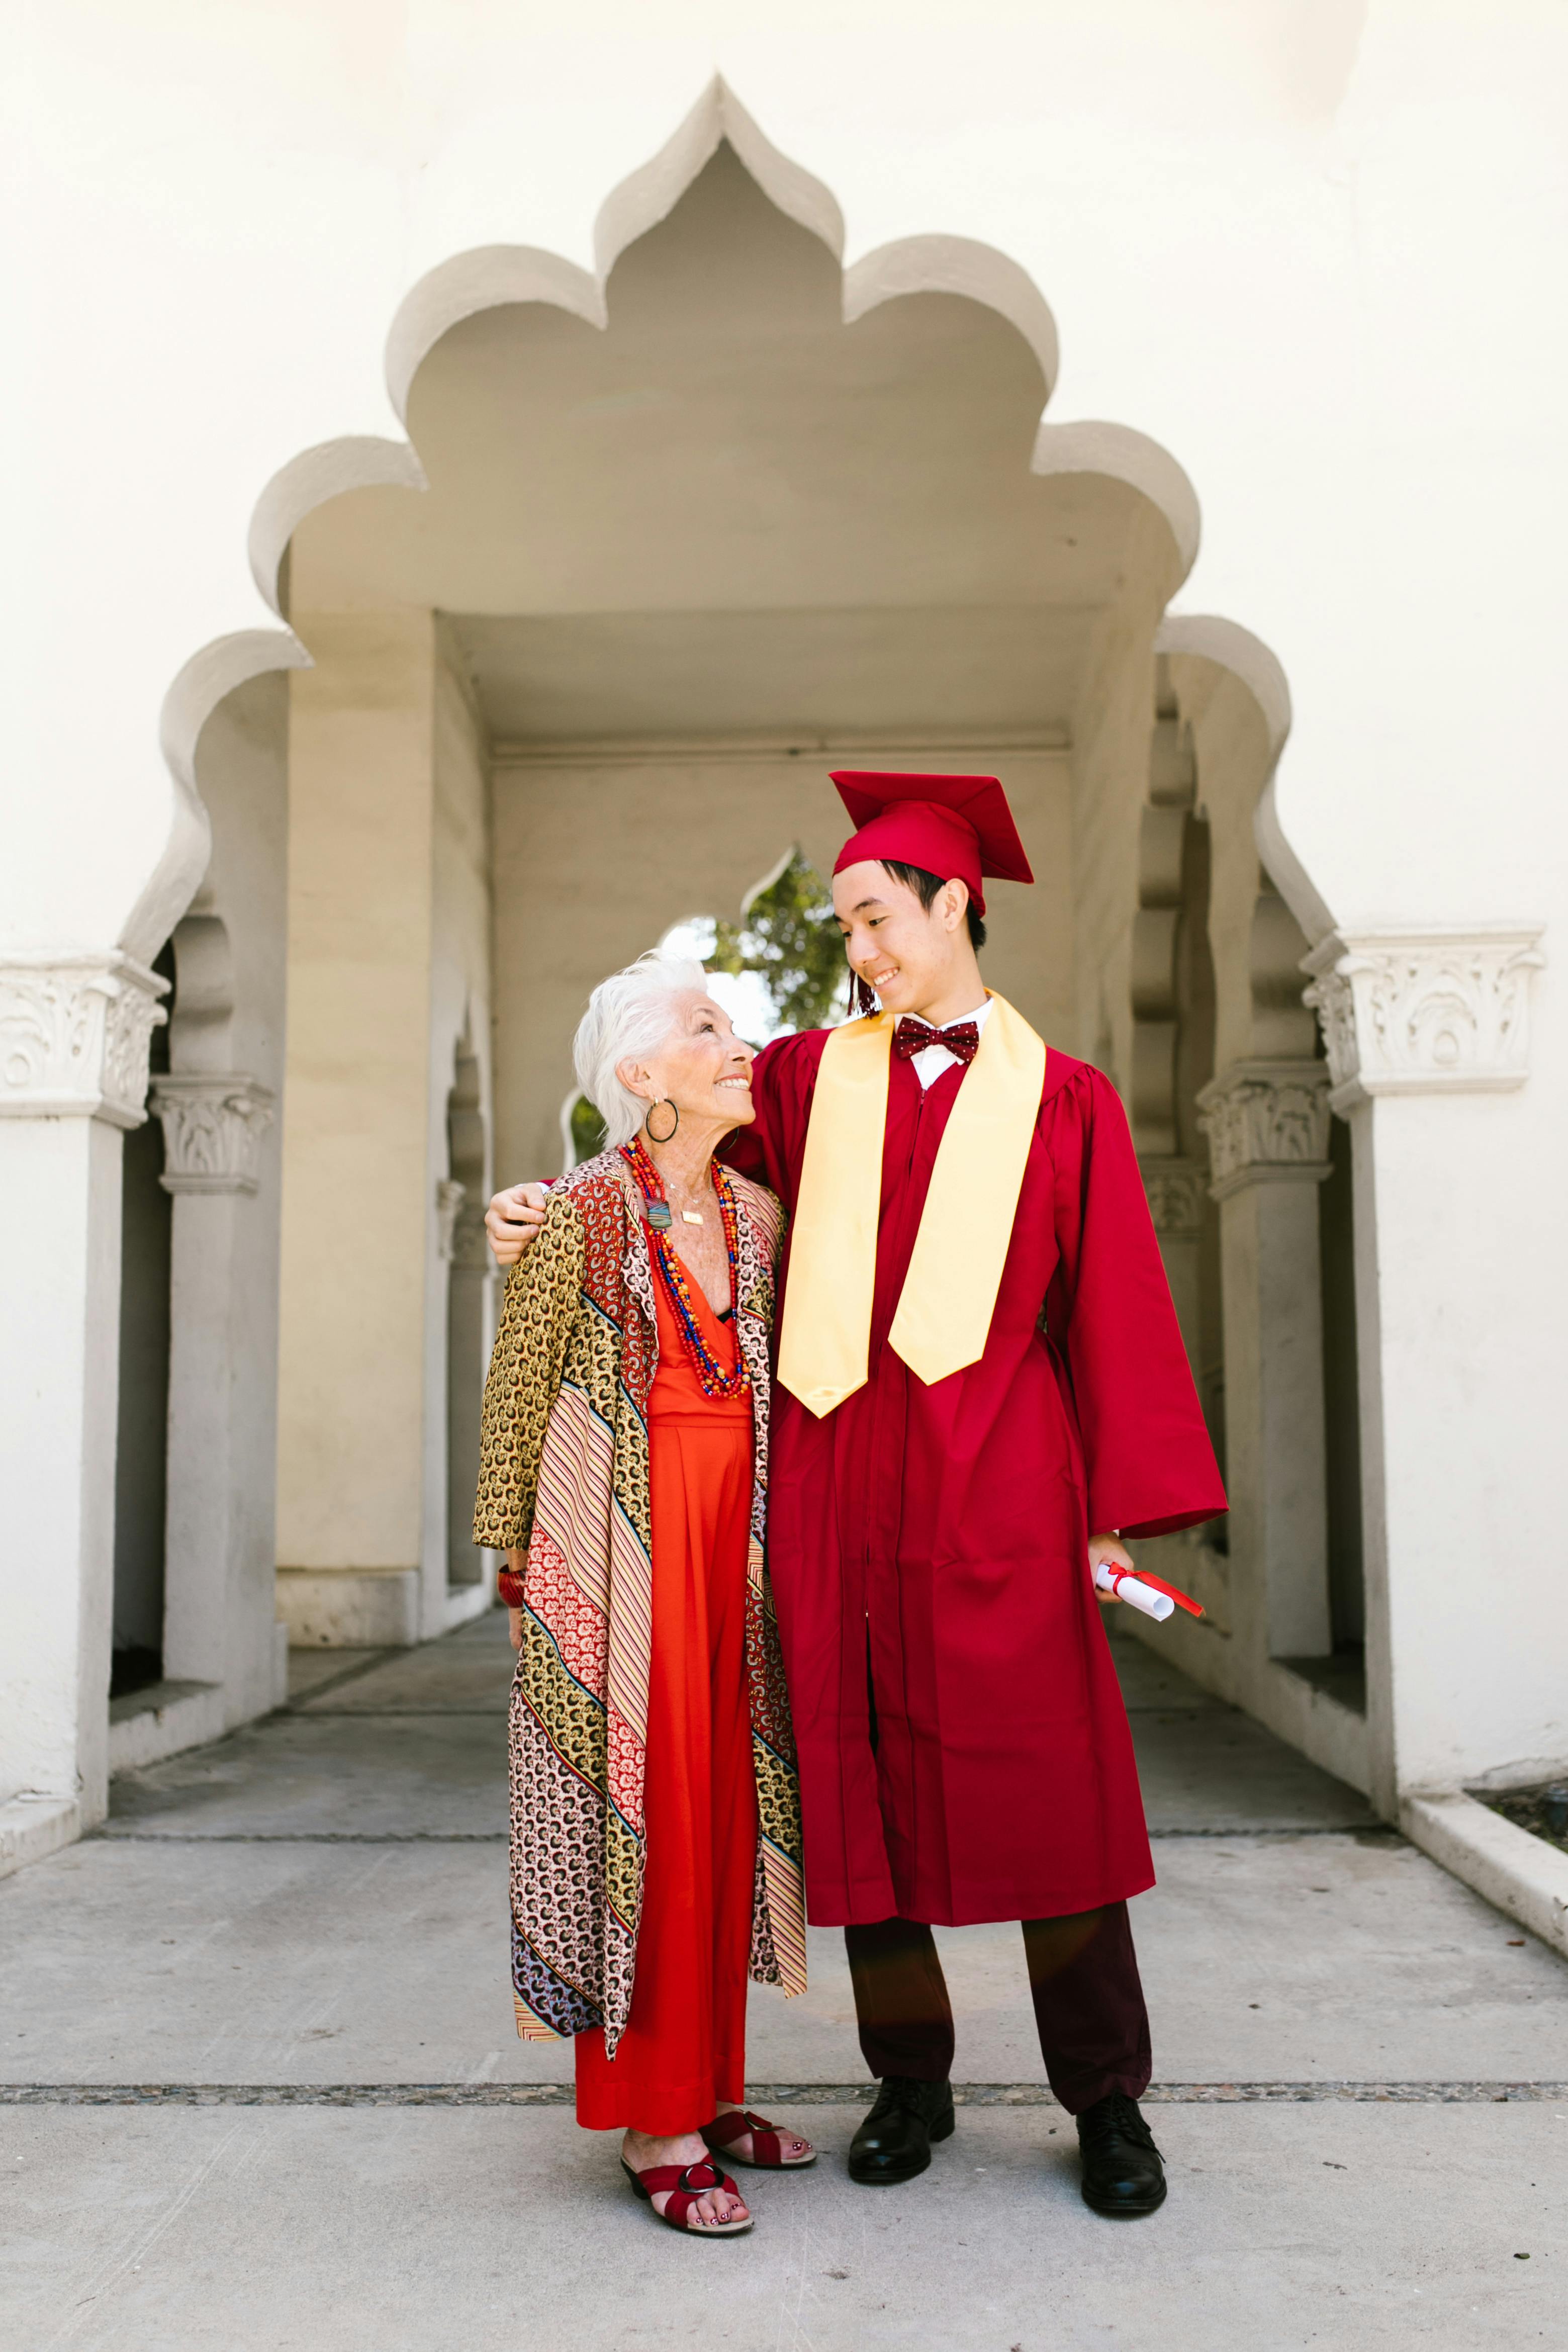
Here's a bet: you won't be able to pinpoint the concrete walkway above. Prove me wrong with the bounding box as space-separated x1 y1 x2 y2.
3 1611 1564 2350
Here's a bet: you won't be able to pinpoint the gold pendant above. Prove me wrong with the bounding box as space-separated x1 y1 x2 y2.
681 1209 704 1226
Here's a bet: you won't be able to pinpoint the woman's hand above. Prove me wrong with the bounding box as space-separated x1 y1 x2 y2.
486 1183 549 1269
507 1606 524 1652
1088 1530 1134 1599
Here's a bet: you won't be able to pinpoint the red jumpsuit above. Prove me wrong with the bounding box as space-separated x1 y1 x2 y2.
573 1255 758 2131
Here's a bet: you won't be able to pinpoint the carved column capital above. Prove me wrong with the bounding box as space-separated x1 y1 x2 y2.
1140 1157 1206 1239
0 951 168 1128
150 1073 275 1193
1197 1060 1332 1200
1302 925 1545 1111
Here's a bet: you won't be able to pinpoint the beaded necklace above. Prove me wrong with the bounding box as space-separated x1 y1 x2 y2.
621 1136 751 1400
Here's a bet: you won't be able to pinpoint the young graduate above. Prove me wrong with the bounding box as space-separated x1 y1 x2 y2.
487 770 1226 2217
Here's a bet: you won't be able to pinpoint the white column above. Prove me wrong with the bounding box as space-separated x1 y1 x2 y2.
0 953 166 1865
273 610 437 1648
151 1074 279 1713
1197 1059 1333 1661
1141 1157 1206 1363
1303 925 1549 1813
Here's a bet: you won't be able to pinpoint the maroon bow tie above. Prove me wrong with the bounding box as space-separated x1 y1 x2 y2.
892 1017 981 1066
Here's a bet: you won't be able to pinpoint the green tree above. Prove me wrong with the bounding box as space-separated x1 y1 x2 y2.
707 849 846 1035
570 1094 607 1162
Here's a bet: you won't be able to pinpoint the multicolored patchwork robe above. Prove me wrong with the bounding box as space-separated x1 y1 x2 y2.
472 1147 805 2054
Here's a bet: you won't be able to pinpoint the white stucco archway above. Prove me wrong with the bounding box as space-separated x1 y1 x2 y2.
16 75 1325 1828
152 80 1292 934
215 99 1344 1771
4 76 1335 1875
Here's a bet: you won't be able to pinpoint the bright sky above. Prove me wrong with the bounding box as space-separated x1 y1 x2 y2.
658 915 798 1045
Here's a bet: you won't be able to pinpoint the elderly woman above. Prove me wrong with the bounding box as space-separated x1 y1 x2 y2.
473 953 811 2237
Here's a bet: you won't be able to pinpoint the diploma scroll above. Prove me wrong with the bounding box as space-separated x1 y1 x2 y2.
1093 1562 1205 1622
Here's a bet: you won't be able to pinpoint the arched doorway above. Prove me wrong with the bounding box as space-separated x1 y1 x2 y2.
159 96 1353 1813
284 137 1195 1185
110 671 290 1771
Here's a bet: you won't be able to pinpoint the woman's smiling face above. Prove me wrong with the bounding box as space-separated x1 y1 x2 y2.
618 991 757 1132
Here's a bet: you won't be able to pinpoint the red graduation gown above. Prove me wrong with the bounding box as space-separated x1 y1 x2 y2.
721 1033 1226 1929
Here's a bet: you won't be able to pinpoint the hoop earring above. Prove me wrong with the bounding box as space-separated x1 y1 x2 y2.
643 1098 679 1144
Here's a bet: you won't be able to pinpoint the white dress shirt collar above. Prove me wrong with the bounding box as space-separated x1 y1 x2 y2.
902 999 991 1090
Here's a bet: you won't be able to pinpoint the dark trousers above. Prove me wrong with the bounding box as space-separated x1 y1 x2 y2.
843 1903 1152 2116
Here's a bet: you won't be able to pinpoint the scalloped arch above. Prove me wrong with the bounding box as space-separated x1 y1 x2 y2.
845 235 1059 396
1154 614 1292 764
386 249 606 422
249 436 427 614
163 903 246 1081
1042 424 1201 581
1248 887 1318 1056
148 76 1300 965
593 76 845 281
131 626 311 963
1150 614 1330 945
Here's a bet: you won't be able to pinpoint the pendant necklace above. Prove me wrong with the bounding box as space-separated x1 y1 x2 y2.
621 1136 750 1398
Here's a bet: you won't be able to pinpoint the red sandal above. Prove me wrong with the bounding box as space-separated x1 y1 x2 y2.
701 2109 817 2169
621 2156 754 2236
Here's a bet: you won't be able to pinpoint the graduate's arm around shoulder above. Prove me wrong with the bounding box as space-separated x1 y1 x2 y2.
472 1187 587 1637
485 1176 550 1269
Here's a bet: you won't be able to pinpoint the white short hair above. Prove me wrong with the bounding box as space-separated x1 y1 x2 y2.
573 952 710 1151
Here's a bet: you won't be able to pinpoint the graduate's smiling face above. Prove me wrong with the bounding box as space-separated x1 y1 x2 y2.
618 992 757 1134
833 861 973 1019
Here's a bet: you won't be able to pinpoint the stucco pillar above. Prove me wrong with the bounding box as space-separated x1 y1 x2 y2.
151 1074 282 1716
274 610 438 1646
0 952 167 1866
1197 1059 1333 1662
1303 926 1549 1816
1141 1157 1206 1365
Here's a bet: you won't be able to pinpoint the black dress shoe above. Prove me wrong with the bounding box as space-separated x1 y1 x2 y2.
847 2076 956 2185
1075 2091 1167 2216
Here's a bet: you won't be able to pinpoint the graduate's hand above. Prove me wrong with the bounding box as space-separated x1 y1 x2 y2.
1088 1530 1135 1599
486 1182 549 1268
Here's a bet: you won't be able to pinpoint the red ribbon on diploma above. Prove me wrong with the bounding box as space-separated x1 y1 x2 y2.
1100 1564 1205 1619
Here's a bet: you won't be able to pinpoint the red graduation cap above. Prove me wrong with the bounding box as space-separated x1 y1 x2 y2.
829 771 1034 918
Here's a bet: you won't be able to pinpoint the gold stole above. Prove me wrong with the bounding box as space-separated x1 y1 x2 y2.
775 994 1048 1415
